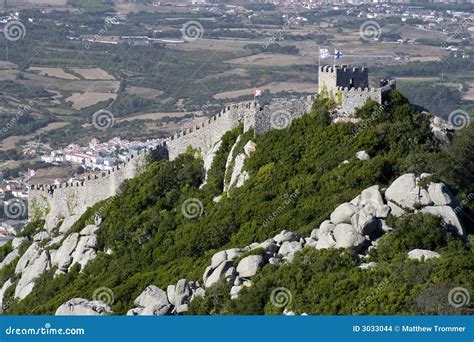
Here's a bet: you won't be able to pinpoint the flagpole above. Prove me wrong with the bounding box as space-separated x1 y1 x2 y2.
318 45 320 69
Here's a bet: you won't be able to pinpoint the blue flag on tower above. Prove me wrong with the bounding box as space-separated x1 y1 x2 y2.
334 49 343 59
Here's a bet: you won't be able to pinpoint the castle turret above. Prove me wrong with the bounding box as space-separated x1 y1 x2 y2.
319 65 369 93
318 64 395 115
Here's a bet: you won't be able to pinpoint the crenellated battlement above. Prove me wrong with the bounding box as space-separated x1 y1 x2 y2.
335 87 381 93
29 65 393 224
166 101 259 160
319 65 396 115
27 147 154 222
380 78 397 93
319 64 369 91
28 100 262 221
319 65 368 74
168 101 258 142
29 148 152 193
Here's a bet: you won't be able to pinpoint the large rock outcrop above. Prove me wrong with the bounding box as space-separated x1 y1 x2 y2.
15 250 51 300
224 138 256 192
52 225 100 275
24 174 467 315
199 173 462 302
55 298 112 316
420 206 464 236
5 222 102 302
236 255 264 278
0 249 20 271
127 280 204 316
408 249 441 261
202 140 223 186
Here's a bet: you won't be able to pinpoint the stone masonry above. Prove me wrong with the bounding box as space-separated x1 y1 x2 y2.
28 151 148 222
318 65 396 115
28 65 395 221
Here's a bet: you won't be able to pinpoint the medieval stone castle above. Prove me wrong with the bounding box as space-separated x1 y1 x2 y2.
28 65 396 222
319 65 396 115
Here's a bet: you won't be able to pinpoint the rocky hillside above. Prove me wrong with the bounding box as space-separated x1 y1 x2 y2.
0 91 472 315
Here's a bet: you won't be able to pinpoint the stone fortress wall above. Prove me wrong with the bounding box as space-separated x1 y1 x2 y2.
253 96 315 135
338 78 396 114
28 150 149 222
28 102 260 221
28 64 394 221
319 65 396 115
166 101 259 160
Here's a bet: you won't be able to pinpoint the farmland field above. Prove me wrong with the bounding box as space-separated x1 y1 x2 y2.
0 1 471 172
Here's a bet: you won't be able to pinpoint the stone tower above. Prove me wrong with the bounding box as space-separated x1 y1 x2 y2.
318 64 395 115
318 65 369 93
